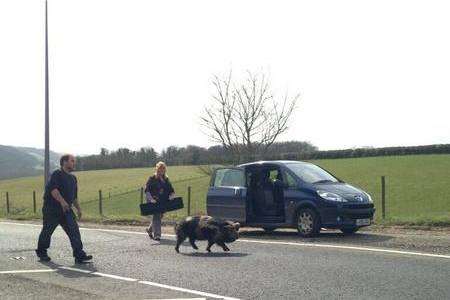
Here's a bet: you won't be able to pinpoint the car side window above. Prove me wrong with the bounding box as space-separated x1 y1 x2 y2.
283 170 297 188
213 169 245 187
269 169 280 181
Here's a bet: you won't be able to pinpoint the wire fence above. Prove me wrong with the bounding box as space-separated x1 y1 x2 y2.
0 184 205 222
2 174 448 225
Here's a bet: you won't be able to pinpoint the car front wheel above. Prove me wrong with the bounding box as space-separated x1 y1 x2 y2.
296 208 320 237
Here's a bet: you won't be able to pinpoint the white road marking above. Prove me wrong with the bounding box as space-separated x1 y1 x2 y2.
148 298 206 300
0 222 43 227
59 266 92 274
1 221 450 259
0 269 56 274
147 298 206 300
237 239 450 259
92 271 138 282
0 266 237 300
139 281 239 300
60 267 139 282
59 266 238 300
81 227 149 235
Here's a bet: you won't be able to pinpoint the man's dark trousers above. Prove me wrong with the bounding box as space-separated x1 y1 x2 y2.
37 205 86 258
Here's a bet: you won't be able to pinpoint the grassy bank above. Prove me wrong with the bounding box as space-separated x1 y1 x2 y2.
1 154 449 226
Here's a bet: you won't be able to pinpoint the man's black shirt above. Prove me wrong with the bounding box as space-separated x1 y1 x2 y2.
44 169 78 208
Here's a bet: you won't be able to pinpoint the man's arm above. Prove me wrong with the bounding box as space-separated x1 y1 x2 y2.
73 198 82 219
72 176 82 219
50 189 70 212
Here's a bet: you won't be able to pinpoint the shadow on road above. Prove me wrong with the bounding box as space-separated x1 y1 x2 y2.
239 229 394 245
149 239 248 256
38 261 98 278
180 252 249 257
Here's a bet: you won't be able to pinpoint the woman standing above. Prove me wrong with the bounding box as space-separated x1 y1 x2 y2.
145 161 175 241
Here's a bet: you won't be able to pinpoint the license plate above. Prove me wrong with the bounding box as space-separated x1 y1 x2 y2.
356 218 371 226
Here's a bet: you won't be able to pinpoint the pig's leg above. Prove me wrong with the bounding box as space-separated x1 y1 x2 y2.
189 236 199 250
206 239 215 252
217 241 230 252
175 234 187 253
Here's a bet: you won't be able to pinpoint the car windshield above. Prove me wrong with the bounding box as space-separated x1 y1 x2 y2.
286 163 339 184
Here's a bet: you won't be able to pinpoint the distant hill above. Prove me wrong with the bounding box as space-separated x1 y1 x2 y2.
0 145 60 180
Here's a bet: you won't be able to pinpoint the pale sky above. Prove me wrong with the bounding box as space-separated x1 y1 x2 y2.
1 0 449 155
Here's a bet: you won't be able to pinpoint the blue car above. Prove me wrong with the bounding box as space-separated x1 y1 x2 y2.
206 161 375 237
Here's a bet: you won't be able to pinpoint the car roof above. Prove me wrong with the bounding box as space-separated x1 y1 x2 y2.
237 160 309 168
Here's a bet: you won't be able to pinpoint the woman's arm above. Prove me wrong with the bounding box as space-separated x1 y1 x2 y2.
145 176 158 202
145 192 156 203
167 178 175 200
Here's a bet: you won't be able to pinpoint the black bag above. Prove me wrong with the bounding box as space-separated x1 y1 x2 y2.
140 197 184 216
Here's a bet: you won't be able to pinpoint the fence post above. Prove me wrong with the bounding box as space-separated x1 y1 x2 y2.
98 190 103 216
33 191 37 214
6 192 10 214
381 176 386 219
187 186 191 216
140 187 144 204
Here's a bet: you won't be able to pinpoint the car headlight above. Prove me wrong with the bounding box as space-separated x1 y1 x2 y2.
317 190 347 202
364 192 373 203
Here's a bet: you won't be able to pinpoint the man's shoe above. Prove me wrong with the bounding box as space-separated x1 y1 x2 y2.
35 250 51 262
75 254 93 264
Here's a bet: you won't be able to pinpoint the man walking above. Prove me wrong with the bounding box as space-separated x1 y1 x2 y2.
36 154 92 264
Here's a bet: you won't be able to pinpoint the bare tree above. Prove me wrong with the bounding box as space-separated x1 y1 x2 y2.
201 70 299 162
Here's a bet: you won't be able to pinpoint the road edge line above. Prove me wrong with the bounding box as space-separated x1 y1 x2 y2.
2 221 449 259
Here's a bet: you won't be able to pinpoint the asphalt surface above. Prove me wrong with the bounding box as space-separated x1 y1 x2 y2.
1 222 450 300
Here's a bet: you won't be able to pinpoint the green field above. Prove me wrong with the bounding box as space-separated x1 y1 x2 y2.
1 154 449 225
0 165 210 222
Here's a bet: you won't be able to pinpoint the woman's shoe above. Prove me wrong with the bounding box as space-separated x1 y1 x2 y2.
146 228 154 240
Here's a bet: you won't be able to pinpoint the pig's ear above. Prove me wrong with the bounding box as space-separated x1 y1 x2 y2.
233 222 240 230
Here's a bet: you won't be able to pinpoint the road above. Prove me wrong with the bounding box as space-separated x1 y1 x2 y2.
1 221 449 299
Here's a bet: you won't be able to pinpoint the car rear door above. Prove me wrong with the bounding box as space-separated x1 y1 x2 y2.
206 167 247 223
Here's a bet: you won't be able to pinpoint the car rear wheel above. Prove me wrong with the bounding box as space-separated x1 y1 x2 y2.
296 208 320 237
340 227 359 235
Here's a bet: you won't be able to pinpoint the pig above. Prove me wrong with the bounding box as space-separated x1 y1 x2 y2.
174 215 240 253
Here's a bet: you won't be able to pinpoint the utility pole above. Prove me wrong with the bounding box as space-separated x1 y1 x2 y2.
44 0 50 186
